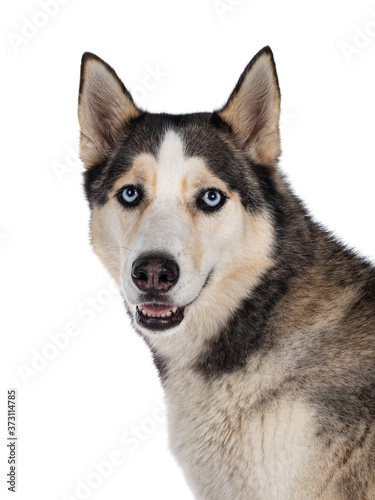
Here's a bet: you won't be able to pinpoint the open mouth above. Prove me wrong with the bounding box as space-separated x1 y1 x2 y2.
136 303 185 331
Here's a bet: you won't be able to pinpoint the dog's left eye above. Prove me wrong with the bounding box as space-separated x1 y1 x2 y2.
203 190 221 206
117 185 142 208
198 189 226 212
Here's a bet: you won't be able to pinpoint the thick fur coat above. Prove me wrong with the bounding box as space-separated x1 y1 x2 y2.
78 47 375 499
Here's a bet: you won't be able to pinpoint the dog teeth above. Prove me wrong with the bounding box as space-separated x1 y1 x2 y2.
138 305 178 319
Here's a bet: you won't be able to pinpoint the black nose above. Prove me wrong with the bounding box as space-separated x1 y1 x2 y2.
131 254 179 293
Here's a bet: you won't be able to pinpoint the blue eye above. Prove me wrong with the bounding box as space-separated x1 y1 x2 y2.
118 186 141 207
198 189 226 212
203 190 222 207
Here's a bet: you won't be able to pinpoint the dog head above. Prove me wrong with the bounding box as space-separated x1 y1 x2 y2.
78 47 280 338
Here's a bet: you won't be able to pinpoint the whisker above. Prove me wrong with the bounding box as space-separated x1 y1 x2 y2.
112 245 134 252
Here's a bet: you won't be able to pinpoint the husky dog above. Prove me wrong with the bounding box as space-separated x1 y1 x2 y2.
78 47 375 499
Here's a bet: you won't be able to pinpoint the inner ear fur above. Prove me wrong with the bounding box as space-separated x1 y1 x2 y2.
217 46 281 168
78 53 141 167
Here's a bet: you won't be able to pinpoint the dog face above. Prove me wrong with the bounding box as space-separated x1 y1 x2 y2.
79 48 281 338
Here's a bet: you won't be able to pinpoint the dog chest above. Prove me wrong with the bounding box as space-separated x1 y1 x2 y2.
165 370 319 500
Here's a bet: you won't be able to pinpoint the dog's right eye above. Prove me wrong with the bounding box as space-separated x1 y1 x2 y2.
197 188 227 213
117 186 142 208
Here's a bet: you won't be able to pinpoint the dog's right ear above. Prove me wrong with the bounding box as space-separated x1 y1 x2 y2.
78 53 141 167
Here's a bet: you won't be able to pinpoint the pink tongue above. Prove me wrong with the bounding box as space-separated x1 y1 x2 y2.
142 304 173 315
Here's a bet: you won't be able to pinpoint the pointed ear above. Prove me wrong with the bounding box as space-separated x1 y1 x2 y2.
217 46 281 167
78 53 141 167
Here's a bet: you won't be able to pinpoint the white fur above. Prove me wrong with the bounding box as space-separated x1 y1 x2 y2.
167 368 321 499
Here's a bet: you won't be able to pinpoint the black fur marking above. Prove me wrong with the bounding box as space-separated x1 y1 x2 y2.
182 121 267 213
251 164 286 229
83 113 215 207
83 156 111 208
83 109 281 216
194 264 294 380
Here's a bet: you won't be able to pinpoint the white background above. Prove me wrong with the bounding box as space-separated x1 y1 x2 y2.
1 0 375 499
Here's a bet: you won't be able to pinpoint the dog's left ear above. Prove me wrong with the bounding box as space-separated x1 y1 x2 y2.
78 53 141 167
217 46 281 167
